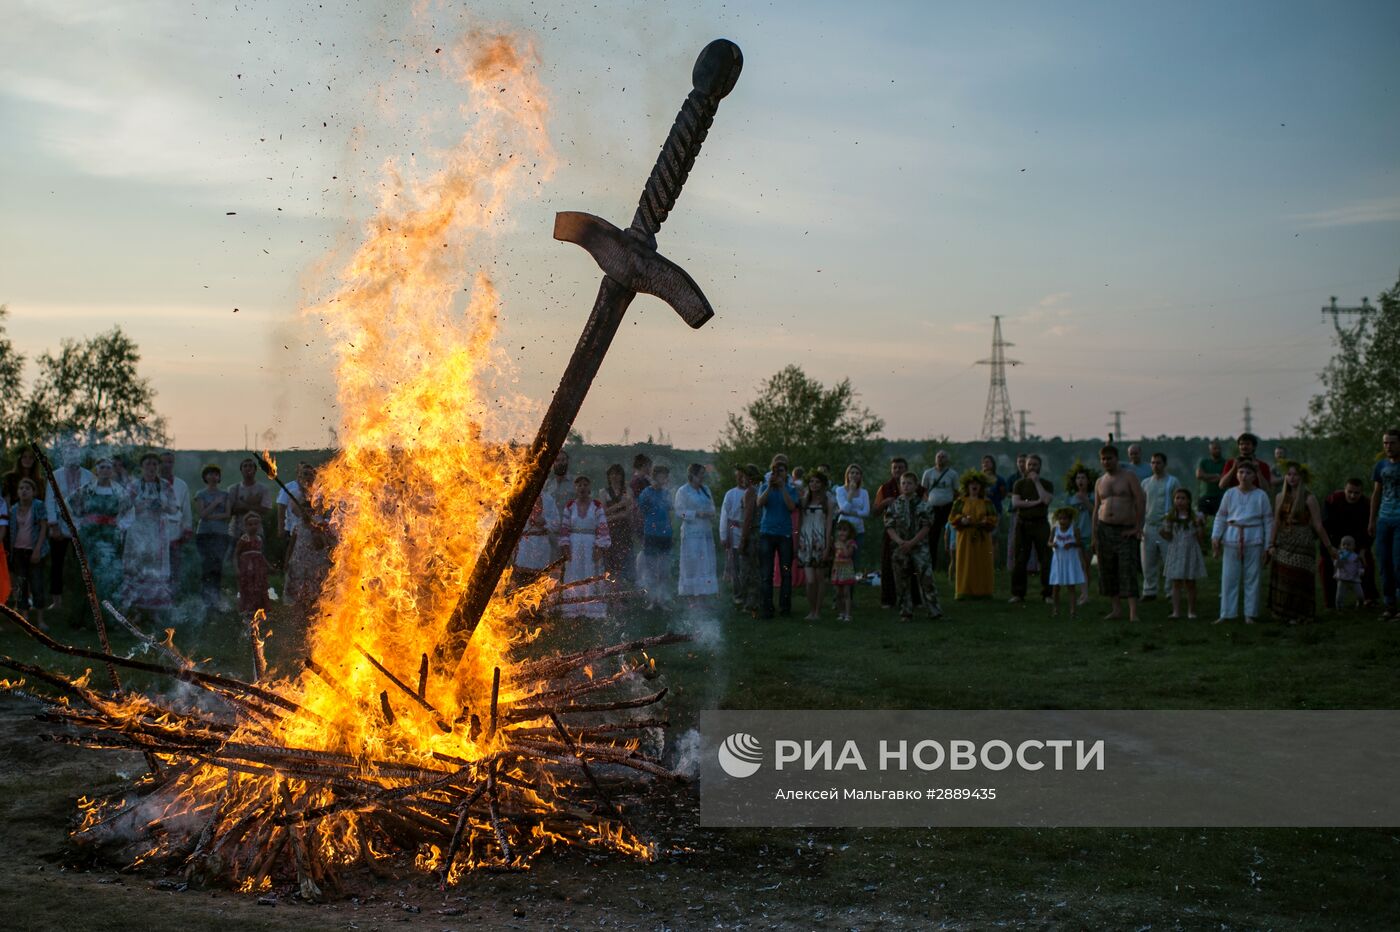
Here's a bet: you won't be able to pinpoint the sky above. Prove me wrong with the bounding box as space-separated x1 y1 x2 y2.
2 0 1399 450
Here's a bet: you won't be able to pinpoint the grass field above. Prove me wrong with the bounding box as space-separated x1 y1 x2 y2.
1 553 1398 930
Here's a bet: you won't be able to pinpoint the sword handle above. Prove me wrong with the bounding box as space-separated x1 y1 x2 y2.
631 39 742 240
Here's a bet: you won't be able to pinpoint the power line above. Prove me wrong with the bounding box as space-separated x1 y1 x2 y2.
977 315 1019 442
1321 295 1375 334
1014 409 1033 443
1107 410 1124 443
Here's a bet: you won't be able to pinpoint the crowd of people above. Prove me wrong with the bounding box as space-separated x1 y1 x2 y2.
0 450 329 631
6 429 1399 632
510 429 1400 626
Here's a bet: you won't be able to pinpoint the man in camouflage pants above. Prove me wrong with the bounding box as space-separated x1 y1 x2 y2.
883 471 944 621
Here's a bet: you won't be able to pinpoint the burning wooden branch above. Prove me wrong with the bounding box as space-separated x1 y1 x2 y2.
1 595 689 890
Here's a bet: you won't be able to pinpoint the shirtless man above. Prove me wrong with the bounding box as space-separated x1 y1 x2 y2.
1092 444 1146 621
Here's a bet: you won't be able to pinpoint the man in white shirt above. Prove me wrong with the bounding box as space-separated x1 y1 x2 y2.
160 451 193 596
542 451 575 562
719 467 747 599
276 462 311 540
920 450 959 571
1126 444 1153 482
1139 451 1181 600
47 447 94 611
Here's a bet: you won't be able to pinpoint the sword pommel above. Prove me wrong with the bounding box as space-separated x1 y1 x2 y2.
693 39 743 101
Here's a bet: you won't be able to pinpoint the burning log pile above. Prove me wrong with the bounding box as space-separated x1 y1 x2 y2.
1 594 687 895
0 34 741 898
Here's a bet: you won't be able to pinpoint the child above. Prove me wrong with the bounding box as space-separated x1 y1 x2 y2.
1048 506 1087 617
1160 487 1207 619
235 511 271 619
882 471 943 621
635 465 673 609
8 477 49 630
561 475 612 618
831 520 858 621
1333 535 1365 608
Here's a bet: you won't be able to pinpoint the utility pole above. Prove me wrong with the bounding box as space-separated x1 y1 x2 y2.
1243 398 1253 435
1321 296 1374 334
1107 410 1125 443
978 315 1020 441
1014 409 1033 443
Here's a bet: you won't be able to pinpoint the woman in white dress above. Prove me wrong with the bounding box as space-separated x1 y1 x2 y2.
1211 462 1274 624
560 476 611 619
119 452 179 617
514 493 558 582
674 463 718 599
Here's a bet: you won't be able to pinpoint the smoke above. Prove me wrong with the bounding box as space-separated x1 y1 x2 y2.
672 726 703 779
663 598 729 780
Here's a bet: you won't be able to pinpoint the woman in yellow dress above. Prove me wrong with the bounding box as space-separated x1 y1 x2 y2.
950 470 998 598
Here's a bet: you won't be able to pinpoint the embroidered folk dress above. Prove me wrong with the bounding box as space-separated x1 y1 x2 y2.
560 498 611 618
235 533 271 616
674 483 718 597
1269 492 1322 622
120 478 179 610
75 482 129 607
515 494 558 572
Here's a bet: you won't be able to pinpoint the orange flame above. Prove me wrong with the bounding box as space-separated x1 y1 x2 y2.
54 25 668 887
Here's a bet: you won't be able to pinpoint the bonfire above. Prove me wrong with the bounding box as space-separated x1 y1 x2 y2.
0 29 741 897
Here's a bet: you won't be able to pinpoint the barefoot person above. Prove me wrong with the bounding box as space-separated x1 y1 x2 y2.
1092 445 1145 621
1211 461 1272 624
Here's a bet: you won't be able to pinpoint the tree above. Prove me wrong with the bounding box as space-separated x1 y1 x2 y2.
1296 271 1400 490
714 365 885 475
4 320 169 451
0 306 24 449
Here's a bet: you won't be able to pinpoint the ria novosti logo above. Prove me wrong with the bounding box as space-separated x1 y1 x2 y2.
717 732 763 778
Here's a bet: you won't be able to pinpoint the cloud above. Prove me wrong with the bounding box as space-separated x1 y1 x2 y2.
0 1 359 216
1291 196 1400 229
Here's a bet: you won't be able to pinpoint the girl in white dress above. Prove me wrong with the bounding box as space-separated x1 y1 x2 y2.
559 476 611 619
674 464 718 599
1159 487 1208 619
1048 507 1087 617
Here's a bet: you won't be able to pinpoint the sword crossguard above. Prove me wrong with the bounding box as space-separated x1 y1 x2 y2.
631 38 743 241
